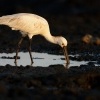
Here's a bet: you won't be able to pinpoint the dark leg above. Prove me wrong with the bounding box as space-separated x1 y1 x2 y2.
28 39 34 65
14 37 24 64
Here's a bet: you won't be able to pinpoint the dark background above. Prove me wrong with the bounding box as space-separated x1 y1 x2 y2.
0 0 100 36
0 0 100 15
0 0 100 52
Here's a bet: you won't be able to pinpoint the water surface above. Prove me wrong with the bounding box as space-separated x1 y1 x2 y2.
0 52 90 67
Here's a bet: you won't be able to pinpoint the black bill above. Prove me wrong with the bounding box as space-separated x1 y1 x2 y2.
63 46 70 64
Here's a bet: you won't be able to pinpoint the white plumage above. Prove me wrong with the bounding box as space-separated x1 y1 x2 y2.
0 13 49 38
0 13 69 65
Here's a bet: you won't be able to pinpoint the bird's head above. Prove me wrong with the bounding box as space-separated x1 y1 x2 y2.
56 36 70 64
56 36 67 47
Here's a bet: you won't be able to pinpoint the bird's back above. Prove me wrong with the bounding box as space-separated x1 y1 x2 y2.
0 13 50 35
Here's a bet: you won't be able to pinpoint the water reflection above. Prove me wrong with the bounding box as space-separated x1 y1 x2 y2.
0 52 89 67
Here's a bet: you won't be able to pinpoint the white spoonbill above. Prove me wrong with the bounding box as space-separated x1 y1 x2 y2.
0 13 70 65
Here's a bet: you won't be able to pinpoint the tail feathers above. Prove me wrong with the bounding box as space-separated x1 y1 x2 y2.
0 17 8 25
0 16 13 25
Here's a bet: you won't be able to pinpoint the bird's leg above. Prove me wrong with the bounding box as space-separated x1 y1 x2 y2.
28 39 34 65
14 37 24 65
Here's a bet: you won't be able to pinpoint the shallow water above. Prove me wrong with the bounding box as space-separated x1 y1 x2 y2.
0 52 91 67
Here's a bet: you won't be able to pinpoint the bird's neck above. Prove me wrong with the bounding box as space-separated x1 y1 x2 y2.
42 33 57 44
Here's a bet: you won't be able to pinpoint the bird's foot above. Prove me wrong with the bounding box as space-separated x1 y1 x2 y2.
14 61 18 66
31 61 34 66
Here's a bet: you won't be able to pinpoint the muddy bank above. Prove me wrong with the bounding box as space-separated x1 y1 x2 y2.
0 65 100 99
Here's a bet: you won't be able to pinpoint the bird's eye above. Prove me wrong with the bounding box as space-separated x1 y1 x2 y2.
62 43 64 46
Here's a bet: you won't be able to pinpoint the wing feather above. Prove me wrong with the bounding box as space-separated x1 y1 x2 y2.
0 13 49 34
